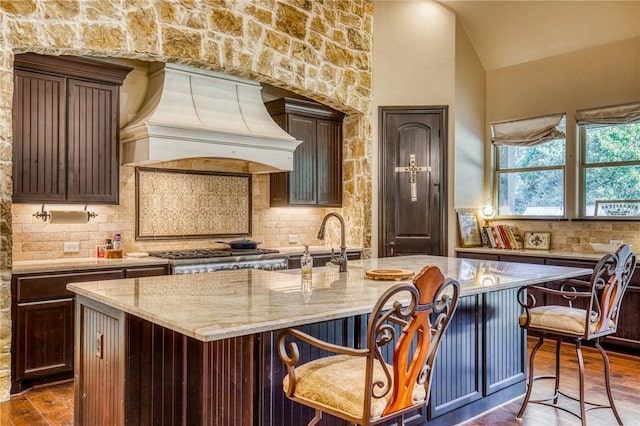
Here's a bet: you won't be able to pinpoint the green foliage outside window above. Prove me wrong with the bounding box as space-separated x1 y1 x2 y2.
583 123 640 216
497 139 565 216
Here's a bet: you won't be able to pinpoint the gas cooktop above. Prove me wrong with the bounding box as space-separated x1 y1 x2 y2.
149 248 279 260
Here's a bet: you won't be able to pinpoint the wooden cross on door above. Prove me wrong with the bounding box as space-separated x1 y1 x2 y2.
395 154 430 202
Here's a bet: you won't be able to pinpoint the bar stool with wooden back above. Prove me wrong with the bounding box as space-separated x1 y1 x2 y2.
277 265 459 425
516 243 636 425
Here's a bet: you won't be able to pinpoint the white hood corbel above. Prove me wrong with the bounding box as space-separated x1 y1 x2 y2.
120 63 301 172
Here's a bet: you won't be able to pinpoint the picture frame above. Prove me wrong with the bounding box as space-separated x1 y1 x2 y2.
457 210 483 247
523 231 551 250
595 199 640 217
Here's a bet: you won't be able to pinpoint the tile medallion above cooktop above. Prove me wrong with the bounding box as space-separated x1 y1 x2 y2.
136 167 251 240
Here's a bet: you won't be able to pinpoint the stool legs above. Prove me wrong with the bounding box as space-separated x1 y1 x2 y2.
595 339 623 425
575 340 586 426
518 336 624 425
516 335 546 420
308 409 322 426
553 338 561 405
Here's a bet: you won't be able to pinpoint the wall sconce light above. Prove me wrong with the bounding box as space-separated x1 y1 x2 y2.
480 202 495 226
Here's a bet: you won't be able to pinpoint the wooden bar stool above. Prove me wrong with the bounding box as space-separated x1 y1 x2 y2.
517 244 636 425
277 265 459 426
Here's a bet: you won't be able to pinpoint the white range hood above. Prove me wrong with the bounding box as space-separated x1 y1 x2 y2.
120 63 301 172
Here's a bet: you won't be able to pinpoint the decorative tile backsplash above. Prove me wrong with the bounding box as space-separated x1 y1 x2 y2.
136 168 251 239
11 162 337 260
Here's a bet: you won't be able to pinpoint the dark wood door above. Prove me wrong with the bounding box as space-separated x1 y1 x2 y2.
67 78 120 204
316 118 342 206
15 299 74 382
379 107 447 256
266 97 344 207
12 69 67 203
288 113 318 205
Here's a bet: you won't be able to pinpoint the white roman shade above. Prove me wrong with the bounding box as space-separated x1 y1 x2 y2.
576 101 640 125
491 113 565 146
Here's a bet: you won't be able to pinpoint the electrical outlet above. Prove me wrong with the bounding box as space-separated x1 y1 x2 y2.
63 241 80 253
288 234 298 243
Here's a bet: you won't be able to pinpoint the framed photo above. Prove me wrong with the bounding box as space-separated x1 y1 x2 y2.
523 232 551 250
595 200 640 217
457 210 483 247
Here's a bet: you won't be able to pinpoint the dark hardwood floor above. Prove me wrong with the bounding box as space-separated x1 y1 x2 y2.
0 338 638 425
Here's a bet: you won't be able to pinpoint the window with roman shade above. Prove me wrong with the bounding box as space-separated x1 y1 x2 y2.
491 114 566 217
578 102 640 218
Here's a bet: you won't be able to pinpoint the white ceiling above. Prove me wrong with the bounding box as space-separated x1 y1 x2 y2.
438 1 640 70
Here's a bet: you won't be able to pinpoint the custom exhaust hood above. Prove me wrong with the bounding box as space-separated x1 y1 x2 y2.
120 63 302 172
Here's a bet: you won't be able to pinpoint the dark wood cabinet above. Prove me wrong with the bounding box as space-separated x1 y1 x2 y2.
15 299 74 383
12 53 132 204
457 250 640 354
266 98 345 207
124 265 170 278
11 264 168 393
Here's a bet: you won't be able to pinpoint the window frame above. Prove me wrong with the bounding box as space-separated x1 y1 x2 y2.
578 123 640 219
493 129 567 220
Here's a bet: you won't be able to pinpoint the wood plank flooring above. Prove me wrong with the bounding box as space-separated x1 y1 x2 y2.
0 338 638 425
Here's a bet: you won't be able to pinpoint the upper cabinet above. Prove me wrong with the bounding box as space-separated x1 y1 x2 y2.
12 53 132 204
266 98 345 207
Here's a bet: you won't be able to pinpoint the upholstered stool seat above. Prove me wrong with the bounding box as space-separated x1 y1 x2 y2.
518 305 615 336
283 354 426 420
277 265 459 426
517 244 636 426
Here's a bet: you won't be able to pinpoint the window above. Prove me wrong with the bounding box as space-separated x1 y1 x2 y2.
580 120 640 217
491 114 566 217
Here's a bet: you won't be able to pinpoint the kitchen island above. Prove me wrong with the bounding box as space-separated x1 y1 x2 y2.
68 255 592 426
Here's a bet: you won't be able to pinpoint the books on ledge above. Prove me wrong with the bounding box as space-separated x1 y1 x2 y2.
481 225 524 249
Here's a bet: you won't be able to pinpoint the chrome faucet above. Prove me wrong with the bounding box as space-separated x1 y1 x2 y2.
317 212 348 273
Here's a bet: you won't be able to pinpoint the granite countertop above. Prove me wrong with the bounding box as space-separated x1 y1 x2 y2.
274 245 363 256
68 255 592 343
12 247 363 275
12 256 170 275
454 247 606 261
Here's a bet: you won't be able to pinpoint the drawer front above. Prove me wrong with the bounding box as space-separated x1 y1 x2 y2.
124 265 169 278
16 270 124 302
457 252 499 261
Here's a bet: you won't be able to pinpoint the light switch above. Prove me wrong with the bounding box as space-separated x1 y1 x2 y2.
288 234 298 243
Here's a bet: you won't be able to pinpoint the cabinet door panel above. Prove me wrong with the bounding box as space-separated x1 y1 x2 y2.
288 114 317 205
67 79 119 204
267 98 344 207
15 299 74 380
316 119 342 206
12 69 66 202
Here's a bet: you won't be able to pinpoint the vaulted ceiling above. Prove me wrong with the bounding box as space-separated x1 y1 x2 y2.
437 1 640 70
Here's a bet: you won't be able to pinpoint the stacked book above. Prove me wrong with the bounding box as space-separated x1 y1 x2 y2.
482 225 524 249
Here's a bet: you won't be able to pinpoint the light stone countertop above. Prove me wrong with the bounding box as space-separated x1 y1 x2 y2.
454 247 606 261
12 256 170 275
68 255 592 343
11 247 363 275
273 245 363 256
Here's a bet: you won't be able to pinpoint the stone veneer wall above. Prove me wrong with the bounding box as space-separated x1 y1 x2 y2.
0 0 373 400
